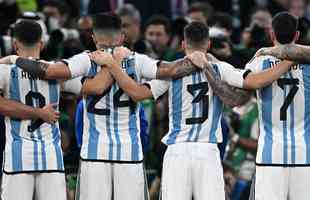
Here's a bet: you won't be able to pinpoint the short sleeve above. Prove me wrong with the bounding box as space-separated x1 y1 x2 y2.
62 77 82 95
135 53 158 80
216 61 246 88
0 64 10 95
148 79 169 100
63 52 91 78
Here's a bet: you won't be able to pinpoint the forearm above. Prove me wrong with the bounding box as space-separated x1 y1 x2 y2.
0 97 41 120
244 60 294 89
14 58 71 80
156 58 199 79
108 63 152 101
238 138 258 152
203 63 252 107
81 69 114 96
262 44 310 63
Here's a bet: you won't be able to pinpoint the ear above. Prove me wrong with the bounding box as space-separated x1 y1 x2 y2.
293 31 300 42
118 33 125 45
39 40 44 52
12 39 18 52
207 40 211 51
269 29 276 44
181 40 186 50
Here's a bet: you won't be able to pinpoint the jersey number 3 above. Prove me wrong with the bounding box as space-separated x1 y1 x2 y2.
277 78 299 121
186 82 209 124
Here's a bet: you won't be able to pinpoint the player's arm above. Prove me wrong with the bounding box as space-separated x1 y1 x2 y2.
257 44 310 63
0 55 72 79
80 68 114 96
202 61 252 107
155 52 218 79
0 96 59 123
89 51 153 101
243 60 295 89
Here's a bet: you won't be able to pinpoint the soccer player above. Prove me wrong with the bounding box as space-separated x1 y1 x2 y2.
0 13 213 200
0 20 80 200
243 12 310 200
88 21 295 200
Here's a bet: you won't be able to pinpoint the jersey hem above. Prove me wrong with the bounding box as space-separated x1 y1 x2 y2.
80 157 143 164
256 163 310 167
3 169 65 175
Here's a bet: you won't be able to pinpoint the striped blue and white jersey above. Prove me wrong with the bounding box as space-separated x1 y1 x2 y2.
0 64 64 174
65 52 158 162
149 61 244 145
246 56 310 166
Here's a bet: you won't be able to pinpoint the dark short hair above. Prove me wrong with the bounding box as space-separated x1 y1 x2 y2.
12 20 42 47
213 12 233 31
184 22 209 49
187 2 214 20
92 13 122 33
144 15 171 35
272 12 298 44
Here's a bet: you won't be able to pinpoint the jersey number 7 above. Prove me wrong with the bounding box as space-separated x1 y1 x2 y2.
277 78 299 121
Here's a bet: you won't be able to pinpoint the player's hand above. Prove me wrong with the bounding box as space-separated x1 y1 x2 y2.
39 103 60 124
113 46 131 64
89 50 115 67
0 55 19 64
186 51 208 69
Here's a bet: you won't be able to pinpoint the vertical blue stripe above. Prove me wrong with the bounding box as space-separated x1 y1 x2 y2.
33 80 47 170
129 104 139 161
28 79 38 170
86 63 100 159
113 85 122 160
260 59 273 163
126 63 140 161
49 80 63 170
186 73 197 141
10 66 22 171
209 64 222 143
105 91 113 160
52 126 64 170
166 79 183 144
194 72 203 141
288 72 295 164
302 66 310 163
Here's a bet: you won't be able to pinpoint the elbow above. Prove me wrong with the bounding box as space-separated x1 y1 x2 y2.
131 94 145 102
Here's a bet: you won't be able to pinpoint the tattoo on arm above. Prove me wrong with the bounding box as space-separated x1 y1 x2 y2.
203 62 252 107
156 58 198 79
16 58 49 79
267 44 310 63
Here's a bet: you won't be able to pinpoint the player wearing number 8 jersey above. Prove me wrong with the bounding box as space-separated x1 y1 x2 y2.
0 20 82 200
245 12 310 200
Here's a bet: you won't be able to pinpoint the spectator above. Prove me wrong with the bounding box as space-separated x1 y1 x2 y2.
186 1 214 25
144 15 176 61
78 15 96 51
116 4 141 50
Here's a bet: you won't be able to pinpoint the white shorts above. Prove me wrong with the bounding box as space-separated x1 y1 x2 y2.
255 166 310 200
76 161 148 200
161 142 225 200
1 172 66 200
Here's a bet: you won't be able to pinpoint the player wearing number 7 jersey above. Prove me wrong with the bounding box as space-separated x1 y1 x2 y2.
88 22 295 200
245 12 310 200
